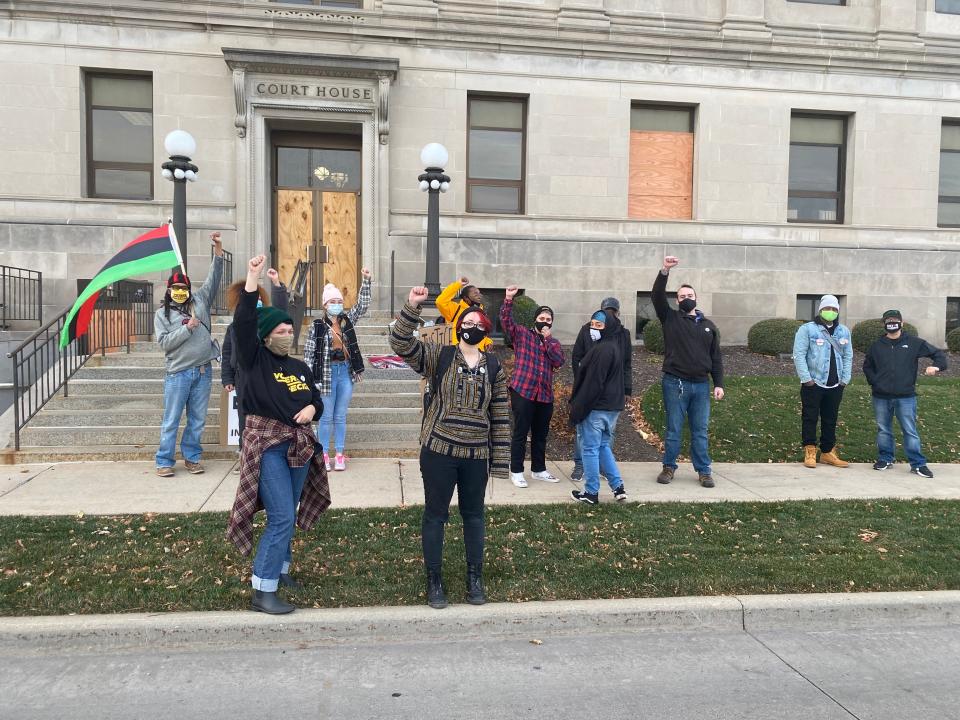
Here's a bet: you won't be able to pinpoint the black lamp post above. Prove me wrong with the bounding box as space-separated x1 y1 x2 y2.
418 143 451 298
161 130 198 271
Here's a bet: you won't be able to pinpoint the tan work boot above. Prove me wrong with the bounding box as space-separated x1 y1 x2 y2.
820 449 849 468
803 445 817 468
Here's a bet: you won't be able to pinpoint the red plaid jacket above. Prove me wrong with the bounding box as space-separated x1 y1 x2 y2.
226 415 331 556
500 298 565 404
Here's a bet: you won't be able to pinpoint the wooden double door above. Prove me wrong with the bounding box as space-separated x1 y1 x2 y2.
273 136 361 308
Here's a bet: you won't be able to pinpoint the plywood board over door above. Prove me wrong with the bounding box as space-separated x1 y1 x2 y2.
276 189 314 296
628 130 693 220
322 192 359 308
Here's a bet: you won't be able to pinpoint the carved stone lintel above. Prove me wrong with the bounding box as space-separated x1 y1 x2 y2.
232 68 247 138
378 75 391 145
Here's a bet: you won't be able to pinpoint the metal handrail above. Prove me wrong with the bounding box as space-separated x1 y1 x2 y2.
5 281 153 451
1 264 42 328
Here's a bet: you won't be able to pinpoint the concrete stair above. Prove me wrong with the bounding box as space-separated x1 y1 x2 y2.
4 309 425 463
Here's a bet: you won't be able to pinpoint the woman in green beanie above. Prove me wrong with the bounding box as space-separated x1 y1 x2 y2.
226 254 331 615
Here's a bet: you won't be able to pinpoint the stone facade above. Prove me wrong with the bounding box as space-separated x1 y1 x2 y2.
1 0 959 343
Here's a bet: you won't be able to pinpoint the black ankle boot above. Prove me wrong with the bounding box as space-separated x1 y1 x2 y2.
251 589 295 615
466 563 485 605
426 569 448 609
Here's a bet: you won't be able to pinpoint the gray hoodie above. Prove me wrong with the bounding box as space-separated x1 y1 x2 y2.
154 255 224 374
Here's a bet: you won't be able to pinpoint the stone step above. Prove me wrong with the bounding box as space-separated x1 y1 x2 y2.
19 423 422 447
48 391 423 410
28 408 220 427
3 441 420 464
62 377 423 395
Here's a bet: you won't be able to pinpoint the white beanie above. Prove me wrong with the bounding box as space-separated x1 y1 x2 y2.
818 294 840 312
322 283 342 307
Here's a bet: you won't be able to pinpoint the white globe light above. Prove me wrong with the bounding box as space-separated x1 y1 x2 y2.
430 179 440 190
161 168 174 180
440 181 450 193
164 129 197 158
420 142 448 169
185 169 197 182
419 180 429 192
174 168 186 180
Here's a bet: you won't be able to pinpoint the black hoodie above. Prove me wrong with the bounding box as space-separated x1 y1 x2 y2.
863 333 948 399
568 314 625 426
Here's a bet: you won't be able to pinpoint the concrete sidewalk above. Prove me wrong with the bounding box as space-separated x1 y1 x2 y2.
1 458 959 515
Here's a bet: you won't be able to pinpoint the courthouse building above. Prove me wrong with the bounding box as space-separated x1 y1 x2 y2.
2 0 960 343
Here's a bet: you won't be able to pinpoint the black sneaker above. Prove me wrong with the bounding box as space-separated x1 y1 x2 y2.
613 486 628 502
873 460 893 471
571 490 598 505
571 464 584 482
911 465 934 479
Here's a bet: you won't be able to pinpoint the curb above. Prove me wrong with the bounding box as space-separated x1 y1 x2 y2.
2 591 959 655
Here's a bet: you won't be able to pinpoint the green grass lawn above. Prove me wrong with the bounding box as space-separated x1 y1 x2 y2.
642 377 960 464
2 500 959 616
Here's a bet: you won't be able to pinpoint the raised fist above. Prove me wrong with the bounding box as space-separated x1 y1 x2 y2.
362 267 372 279
505 285 519 300
248 255 266 274
408 286 430 307
663 256 680 271
266 268 280 286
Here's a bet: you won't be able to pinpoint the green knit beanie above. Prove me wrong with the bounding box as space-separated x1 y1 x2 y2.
256 306 293 340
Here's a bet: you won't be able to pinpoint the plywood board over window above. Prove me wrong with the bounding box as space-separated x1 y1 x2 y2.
322 192 359 308
628 131 693 220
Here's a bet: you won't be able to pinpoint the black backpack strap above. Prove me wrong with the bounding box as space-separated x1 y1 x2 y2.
483 351 500 387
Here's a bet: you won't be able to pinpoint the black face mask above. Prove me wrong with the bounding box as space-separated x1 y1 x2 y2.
535 321 552 333
679 298 697 313
885 322 902 333
460 327 487 346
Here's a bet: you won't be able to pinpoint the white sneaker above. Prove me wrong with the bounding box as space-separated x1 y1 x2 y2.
334 453 347 471
510 472 528 488
532 470 560 483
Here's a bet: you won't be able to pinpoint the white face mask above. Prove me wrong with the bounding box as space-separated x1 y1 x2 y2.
589 328 601 342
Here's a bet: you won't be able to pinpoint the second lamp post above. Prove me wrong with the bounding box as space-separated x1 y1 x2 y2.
418 142 450 299
161 130 198 271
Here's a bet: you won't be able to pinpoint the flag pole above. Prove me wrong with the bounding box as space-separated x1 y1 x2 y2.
166 218 194 318
167 217 187 276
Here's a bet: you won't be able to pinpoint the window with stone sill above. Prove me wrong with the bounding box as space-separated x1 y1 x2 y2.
467 95 527 214
796 294 846 322
636 291 676 338
629 104 696 220
85 72 153 200
936 0 960 15
938 121 960 227
947 298 960 333
788 113 848 224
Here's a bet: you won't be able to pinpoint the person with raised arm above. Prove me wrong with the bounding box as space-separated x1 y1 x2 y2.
226 254 329 615
390 285 509 609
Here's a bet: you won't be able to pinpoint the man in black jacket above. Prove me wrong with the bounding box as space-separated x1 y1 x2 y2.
569 297 632 480
863 309 947 478
569 312 628 505
653 256 724 488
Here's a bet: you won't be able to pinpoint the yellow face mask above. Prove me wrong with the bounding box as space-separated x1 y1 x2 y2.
170 288 190 305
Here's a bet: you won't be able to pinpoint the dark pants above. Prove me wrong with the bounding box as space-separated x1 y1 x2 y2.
420 447 488 572
509 389 553 473
801 384 844 452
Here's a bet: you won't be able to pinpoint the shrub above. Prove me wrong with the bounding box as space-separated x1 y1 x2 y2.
851 318 918 353
947 327 960 352
747 318 803 356
643 318 665 355
511 294 540 330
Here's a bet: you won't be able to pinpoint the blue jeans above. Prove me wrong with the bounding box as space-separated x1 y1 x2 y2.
661 374 712 475
577 410 623 496
572 422 616 468
252 440 311 592
317 362 354 455
155 364 212 468
873 395 927 468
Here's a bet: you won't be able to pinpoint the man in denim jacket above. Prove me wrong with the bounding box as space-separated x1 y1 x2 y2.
792 294 853 469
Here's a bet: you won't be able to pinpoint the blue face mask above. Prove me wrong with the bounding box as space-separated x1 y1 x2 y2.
327 303 343 317
256 299 263 308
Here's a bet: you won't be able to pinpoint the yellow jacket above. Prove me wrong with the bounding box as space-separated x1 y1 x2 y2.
435 280 493 351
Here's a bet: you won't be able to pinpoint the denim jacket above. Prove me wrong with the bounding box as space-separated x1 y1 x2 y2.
792 320 853 386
